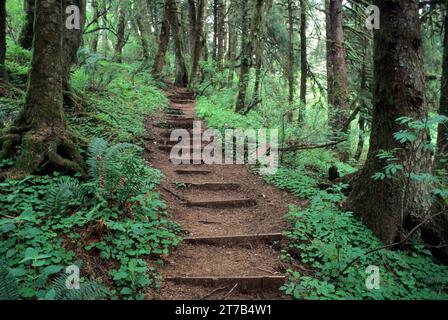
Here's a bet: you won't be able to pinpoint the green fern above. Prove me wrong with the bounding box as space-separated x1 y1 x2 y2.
45 176 85 215
0 261 19 300
86 137 109 181
45 273 108 300
86 138 151 205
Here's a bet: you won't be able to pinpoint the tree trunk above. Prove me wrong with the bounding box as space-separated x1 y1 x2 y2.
354 51 368 162
190 0 207 84
113 3 127 63
213 0 218 61
325 0 334 108
287 0 295 110
252 0 272 107
188 0 196 56
101 0 111 57
18 0 35 50
0 0 8 81
234 0 249 112
326 0 350 135
170 0 189 86
147 0 160 35
298 0 307 125
345 0 430 245
216 0 225 71
436 0 448 166
0 0 85 176
152 0 172 77
421 0 448 264
235 0 263 113
227 0 237 84
63 0 86 110
90 0 100 53
132 0 151 63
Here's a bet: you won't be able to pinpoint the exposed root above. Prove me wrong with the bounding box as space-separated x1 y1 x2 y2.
0 126 86 178
63 89 86 114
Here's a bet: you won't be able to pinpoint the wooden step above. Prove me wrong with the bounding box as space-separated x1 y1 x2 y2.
183 233 284 246
173 182 240 191
166 116 195 121
165 276 286 292
159 145 202 153
168 93 195 99
164 109 184 115
160 130 195 138
170 99 195 104
166 120 194 129
157 139 182 146
170 158 206 165
174 169 212 175
185 198 257 209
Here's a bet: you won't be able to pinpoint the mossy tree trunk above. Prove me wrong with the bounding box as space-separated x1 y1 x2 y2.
346 0 431 245
0 0 85 176
298 0 307 125
190 0 207 84
425 0 448 264
234 0 254 113
90 0 100 53
170 0 188 87
287 0 295 113
188 0 196 56
326 0 350 160
226 0 237 85
326 0 350 126
133 0 151 63
63 0 86 111
113 2 127 63
0 0 8 81
436 0 448 166
216 0 225 71
19 0 35 50
152 0 172 77
252 0 272 107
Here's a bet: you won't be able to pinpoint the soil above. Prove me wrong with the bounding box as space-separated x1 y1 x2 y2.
145 84 304 300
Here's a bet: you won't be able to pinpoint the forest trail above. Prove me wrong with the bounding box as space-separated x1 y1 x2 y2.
145 84 302 300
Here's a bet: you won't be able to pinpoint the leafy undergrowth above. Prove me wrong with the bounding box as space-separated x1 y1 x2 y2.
69 57 168 143
1 57 180 300
197 90 448 300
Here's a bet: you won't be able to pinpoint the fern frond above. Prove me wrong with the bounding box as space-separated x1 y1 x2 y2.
0 261 19 300
45 176 85 215
47 273 108 300
87 138 109 180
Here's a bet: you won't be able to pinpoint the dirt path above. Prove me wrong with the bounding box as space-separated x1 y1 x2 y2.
145 85 302 300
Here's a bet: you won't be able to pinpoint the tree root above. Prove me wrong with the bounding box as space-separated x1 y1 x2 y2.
0 126 86 178
63 89 85 113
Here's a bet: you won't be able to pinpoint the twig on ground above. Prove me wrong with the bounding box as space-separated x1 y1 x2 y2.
222 283 239 300
162 186 187 202
200 287 226 300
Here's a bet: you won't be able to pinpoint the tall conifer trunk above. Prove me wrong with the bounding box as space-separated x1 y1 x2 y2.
346 0 430 244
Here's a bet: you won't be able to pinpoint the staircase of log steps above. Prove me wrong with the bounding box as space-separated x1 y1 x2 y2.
147 87 289 300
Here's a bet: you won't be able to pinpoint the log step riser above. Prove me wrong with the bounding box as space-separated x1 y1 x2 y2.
166 276 286 292
185 199 257 209
174 170 212 175
183 233 283 246
173 183 240 191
